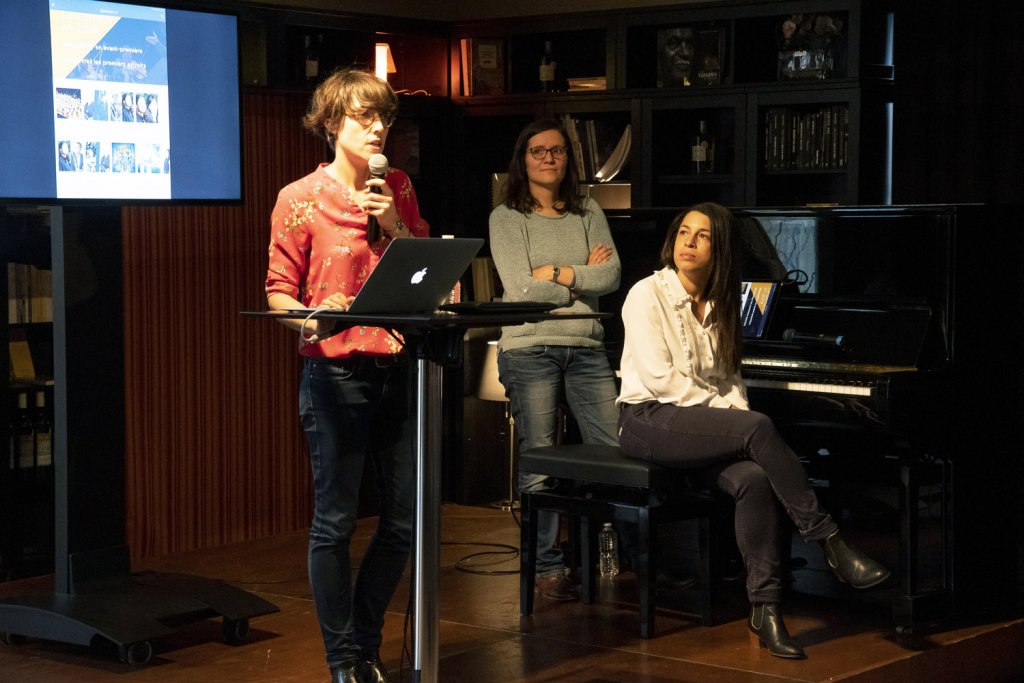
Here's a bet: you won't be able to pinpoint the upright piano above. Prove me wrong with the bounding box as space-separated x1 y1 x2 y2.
607 204 1023 630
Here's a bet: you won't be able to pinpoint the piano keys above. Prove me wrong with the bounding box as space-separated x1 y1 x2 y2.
729 205 1023 631
604 204 1022 630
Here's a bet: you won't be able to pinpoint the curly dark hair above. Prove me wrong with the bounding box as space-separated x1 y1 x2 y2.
503 118 585 216
658 202 743 373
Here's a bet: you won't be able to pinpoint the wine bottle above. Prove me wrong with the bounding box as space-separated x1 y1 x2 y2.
14 391 34 472
7 395 18 471
691 120 716 174
304 35 320 85
33 390 52 469
539 41 556 93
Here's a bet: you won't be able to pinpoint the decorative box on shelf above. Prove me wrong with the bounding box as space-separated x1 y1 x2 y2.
583 183 631 210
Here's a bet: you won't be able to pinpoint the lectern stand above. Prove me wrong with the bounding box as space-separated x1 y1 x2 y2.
249 308 604 683
0 208 278 664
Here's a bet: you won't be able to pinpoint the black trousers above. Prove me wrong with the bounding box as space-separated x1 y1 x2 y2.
618 401 837 603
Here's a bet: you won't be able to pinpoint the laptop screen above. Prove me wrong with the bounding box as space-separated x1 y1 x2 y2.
740 281 780 339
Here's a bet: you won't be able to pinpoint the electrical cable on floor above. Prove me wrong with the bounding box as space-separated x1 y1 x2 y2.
442 540 519 575
443 505 524 575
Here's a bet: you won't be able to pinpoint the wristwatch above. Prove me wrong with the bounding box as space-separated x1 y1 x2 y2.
551 265 560 283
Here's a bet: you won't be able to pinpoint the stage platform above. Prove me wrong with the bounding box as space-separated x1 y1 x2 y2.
0 504 1022 682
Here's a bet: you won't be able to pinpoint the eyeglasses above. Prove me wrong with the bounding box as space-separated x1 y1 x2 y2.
527 145 568 160
346 109 396 128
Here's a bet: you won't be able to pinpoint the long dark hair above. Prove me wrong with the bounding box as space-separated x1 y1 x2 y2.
503 118 585 216
659 202 743 373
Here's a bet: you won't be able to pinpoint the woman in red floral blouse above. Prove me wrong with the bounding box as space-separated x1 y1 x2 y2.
265 67 428 683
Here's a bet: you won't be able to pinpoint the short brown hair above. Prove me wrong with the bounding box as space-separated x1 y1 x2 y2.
302 68 398 145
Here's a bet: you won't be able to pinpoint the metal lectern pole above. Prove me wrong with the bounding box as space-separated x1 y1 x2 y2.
412 354 442 683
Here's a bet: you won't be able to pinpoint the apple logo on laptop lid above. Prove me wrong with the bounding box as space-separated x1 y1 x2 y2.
411 267 427 284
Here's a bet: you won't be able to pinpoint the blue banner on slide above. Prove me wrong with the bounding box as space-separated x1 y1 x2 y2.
63 17 167 85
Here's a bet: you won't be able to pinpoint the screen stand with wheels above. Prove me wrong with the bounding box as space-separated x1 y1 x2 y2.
0 207 277 665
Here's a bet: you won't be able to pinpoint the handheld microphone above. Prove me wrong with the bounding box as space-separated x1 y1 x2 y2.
782 328 846 348
366 154 389 244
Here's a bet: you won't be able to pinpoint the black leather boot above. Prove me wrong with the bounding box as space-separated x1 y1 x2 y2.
358 650 393 683
748 602 806 659
329 659 361 683
820 531 891 589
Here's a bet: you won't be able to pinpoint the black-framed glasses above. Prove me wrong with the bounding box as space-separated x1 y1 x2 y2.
527 145 568 160
346 109 396 128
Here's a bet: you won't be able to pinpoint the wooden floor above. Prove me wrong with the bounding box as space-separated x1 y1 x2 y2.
1 504 1023 683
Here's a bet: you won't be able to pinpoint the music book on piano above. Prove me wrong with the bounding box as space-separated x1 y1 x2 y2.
741 280 780 339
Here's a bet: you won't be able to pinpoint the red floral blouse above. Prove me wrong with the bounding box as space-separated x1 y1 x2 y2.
266 163 430 358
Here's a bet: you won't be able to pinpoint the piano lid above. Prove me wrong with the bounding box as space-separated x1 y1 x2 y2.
746 297 932 368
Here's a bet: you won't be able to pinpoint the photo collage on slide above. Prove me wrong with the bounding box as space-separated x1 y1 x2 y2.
51 0 171 198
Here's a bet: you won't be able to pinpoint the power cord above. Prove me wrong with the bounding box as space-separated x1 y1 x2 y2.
444 540 519 576
398 506 523 680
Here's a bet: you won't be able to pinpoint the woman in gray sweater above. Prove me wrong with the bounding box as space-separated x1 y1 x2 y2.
489 118 621 602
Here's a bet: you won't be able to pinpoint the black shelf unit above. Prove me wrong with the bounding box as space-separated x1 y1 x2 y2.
1 207 55 583
449 0 894 238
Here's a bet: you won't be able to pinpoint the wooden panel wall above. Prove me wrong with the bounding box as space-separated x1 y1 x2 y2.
122 89 325 561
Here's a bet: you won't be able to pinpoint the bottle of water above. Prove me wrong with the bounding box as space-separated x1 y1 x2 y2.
598 522 619 577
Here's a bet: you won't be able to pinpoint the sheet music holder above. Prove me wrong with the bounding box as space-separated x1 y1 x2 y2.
741 280 781 339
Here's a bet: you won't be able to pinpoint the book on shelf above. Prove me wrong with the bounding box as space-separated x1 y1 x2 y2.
560 115 630 184
594 124 631 183
8 328 36 381
459 38 471 96
471 257 501 302
763 105 849 171
567 76 606 92
461 38 506 96
7 263 53 324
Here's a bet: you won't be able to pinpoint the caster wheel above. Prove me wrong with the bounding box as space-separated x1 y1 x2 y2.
223 617 250 645
118 640 153 665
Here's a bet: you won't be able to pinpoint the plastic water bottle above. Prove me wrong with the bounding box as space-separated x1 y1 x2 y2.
598 522 619 577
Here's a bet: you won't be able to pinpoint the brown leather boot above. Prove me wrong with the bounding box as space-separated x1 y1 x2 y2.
535 573 579 601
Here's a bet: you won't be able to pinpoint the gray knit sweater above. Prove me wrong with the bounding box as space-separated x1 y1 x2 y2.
489 198 621 351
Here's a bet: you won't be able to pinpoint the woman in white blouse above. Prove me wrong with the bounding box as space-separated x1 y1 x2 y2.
616 202 889 660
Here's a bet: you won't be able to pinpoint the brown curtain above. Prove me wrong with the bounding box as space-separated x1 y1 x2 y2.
121 90 326 561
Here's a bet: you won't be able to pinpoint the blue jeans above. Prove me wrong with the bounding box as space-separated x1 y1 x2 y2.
497 345 619 577
300 355 414 668
618 401 837 603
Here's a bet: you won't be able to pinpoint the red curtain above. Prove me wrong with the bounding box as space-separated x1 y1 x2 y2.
121 90 326 561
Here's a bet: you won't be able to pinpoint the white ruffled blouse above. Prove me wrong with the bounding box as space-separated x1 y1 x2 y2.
616 267 748 410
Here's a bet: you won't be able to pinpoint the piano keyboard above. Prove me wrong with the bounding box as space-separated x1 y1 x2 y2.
744 377 873 396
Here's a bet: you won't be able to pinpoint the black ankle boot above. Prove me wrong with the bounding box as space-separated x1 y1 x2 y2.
358 650 392 683
748 602 806 659
820 531 891 589
329 659 360 683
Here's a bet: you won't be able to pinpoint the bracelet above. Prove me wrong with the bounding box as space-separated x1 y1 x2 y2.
568 271 577 290
387 216 406 238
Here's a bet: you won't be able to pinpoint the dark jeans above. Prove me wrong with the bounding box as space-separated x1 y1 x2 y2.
497 345 619 576
300 355 414 668
618 401 836 603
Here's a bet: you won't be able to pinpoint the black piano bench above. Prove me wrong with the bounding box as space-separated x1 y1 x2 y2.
518 443 729 638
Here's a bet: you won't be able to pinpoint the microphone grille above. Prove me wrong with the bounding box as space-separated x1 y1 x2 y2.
368 154 389 177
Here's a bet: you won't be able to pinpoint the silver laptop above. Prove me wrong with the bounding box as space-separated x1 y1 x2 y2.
345 237 483 314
